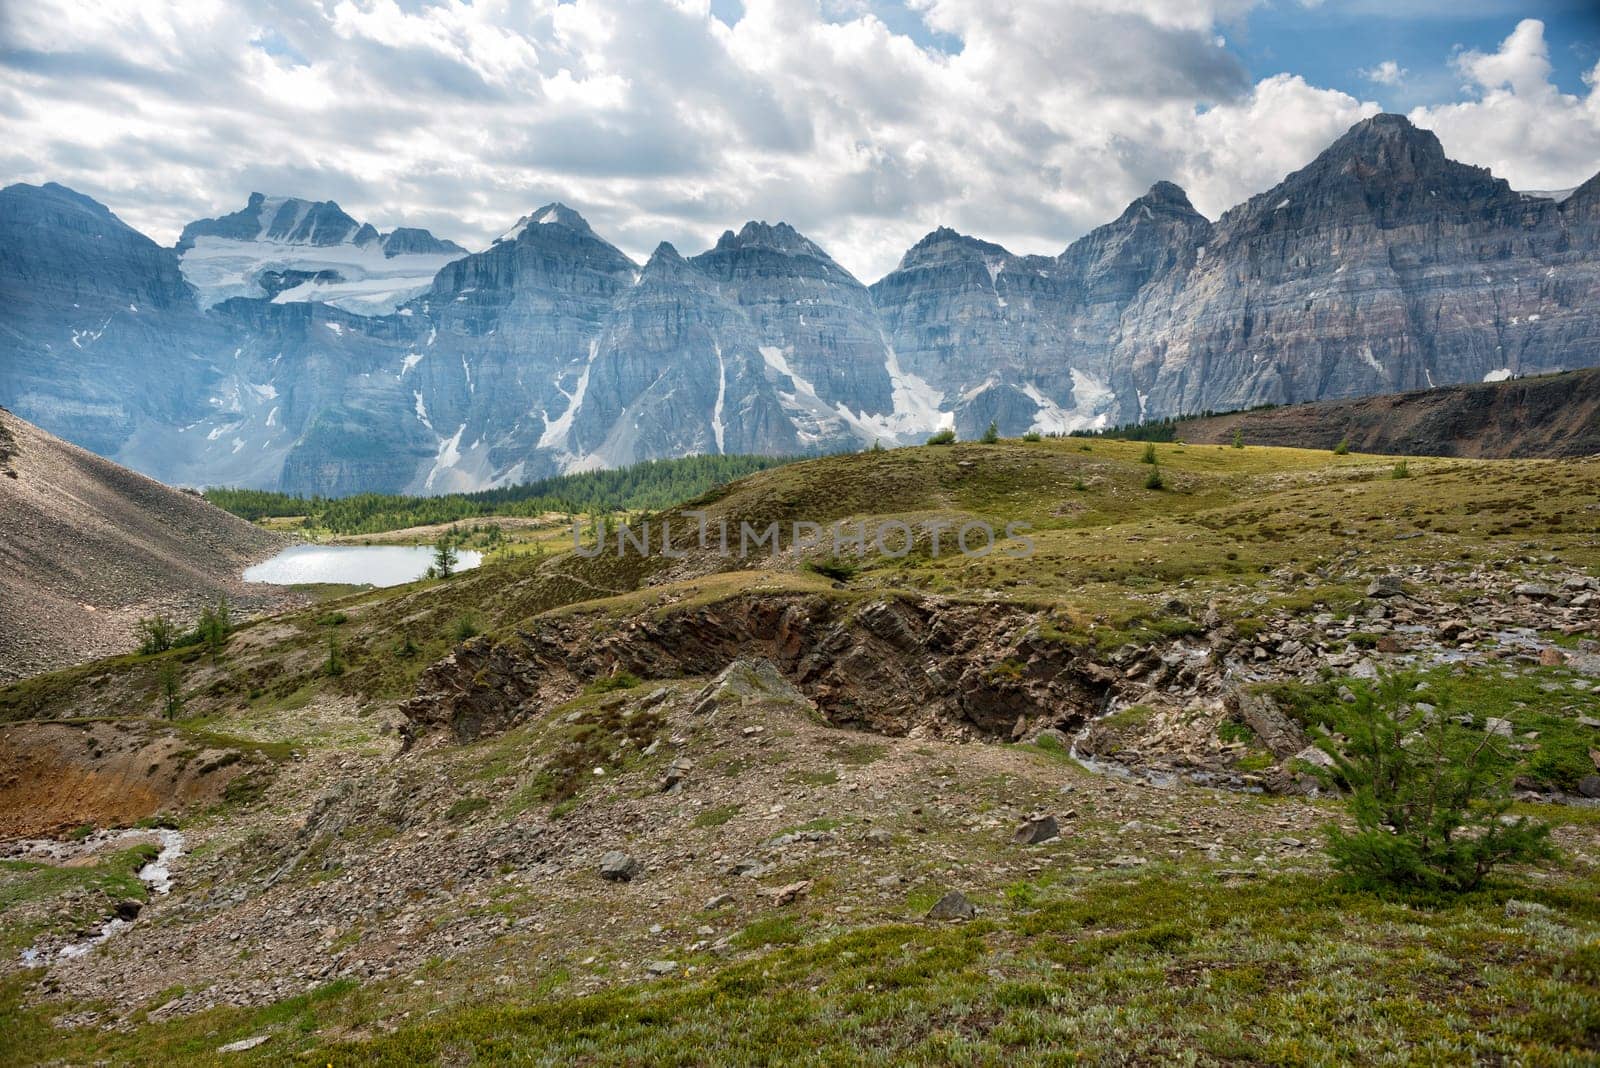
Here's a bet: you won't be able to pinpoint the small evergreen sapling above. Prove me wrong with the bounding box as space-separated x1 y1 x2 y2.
157 661 183 719
429 535 460 579
136 614 177 655
1316 673 1555 892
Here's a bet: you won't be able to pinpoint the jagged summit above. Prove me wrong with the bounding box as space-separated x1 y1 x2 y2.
176 194 368 253
1317 113 1454 177
711 220 822 255
173 193 469 313
494 202 596 244
1137 180 1198 212
691 219 860 290
638 241 696 280
1217 112 1520 235
1075 181 1210 257
176 194 464 258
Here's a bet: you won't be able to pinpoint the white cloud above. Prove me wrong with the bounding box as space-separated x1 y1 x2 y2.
0 3 1593 284
1362 60 1407 86
1178 75 1380 218
1409 19 1600 193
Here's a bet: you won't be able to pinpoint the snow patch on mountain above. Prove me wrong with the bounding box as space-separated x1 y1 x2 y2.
539 340 597 452
711 344 727 455
423 423 466 491
1023 371 1115 434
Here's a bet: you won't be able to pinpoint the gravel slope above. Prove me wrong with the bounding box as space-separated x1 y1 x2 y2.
0 406 291 682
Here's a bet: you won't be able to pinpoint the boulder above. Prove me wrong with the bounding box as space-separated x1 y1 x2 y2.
925 890 977 921
1012 815 1060 845
599 851 640 882
1032 728 1070 749
690 659 810 716
660 756 694 792
1223 686 1307 757
1366 575 1404 598
771 880 812 906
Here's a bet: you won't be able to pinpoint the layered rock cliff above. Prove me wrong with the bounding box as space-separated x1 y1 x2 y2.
2 115 1598 494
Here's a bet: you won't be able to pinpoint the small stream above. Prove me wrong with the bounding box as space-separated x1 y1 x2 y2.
1066 646 1266 794
16 828 184 965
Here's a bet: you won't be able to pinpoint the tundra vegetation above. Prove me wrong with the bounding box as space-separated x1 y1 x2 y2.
1 436 1597 1064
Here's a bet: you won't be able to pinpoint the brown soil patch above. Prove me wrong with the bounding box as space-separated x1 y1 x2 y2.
0 720 250 837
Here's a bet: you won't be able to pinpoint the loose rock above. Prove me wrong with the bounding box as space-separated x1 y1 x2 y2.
925 890 977 921
1012 815 1060 845
599 851 640 882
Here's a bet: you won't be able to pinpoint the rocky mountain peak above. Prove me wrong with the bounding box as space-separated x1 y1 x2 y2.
1076 180 1209 254
1320 113 1451 178
1136 180 1198 214
1219 112 1518 236
892 227 1013 274
1057 180 1210 303
380 227 467 258
176 194 366 253
494 202 596 244
638 241 697 283
646 241 685 264
173 194 468 313
5 181 117 221
1562 171 1600 218
713 220 820 255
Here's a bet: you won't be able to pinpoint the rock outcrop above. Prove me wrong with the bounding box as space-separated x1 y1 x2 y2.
402 594 1121 743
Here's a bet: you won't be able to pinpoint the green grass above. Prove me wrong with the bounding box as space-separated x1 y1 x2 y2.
1264 663 1600 791
12 867 1591 1065
692 804 742 828
3 442 1600 1063
0 845 157 958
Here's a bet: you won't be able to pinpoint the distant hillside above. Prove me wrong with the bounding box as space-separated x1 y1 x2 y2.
204 453 800 535
0 407 291 682
1171 369 1600 459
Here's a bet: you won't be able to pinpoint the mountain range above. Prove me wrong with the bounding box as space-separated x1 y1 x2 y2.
2 113 1597 495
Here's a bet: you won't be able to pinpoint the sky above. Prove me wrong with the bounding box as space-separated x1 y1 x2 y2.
2 0 1598 283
